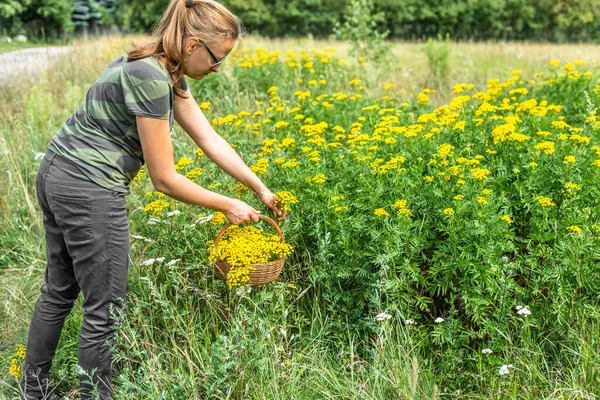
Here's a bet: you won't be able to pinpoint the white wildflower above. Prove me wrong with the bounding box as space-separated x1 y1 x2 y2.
376 312 392 322
499 364 513 375
190 214 213 227
516 305 531 316
405 319 415 325
235 285 252 296
166 259 181 267
481 348 493 354
434 317 444 323
166 210 181 217
141 257 165 266
147 217 162 225
131 235 153 243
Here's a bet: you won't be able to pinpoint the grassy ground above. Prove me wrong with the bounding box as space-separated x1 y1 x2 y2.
1 36 599 399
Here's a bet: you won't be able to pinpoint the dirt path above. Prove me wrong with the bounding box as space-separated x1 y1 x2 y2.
0 46 71 82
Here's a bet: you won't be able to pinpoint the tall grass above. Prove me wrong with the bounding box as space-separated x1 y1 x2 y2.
1 36 600 399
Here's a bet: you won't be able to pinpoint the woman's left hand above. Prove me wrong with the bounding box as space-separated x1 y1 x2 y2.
256 188 287 222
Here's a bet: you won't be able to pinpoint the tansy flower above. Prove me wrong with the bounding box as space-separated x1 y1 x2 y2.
274 191 299 211
208 225 294 288
501 215 513 224
443 208 455 216
374 208 390 217
535 196 556 207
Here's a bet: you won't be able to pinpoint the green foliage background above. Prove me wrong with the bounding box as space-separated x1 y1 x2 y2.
3 0 600 42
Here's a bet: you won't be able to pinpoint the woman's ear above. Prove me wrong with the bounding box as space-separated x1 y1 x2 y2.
185 37 198 55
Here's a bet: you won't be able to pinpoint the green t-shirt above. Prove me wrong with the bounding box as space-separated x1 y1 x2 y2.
48 54 188 194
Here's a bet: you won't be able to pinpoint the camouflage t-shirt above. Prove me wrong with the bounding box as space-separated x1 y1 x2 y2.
48 54 188 194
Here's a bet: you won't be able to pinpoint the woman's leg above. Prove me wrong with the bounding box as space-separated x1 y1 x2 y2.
23 153 81 399
24 152 130 400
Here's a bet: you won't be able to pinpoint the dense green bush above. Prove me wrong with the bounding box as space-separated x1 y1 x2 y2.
3 0 600 43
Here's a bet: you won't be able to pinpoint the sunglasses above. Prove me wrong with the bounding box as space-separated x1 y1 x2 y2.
201 42 227 68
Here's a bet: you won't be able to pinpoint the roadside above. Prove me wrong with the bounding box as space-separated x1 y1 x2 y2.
0 46 71 82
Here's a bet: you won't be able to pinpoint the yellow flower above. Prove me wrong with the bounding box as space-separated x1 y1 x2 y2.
199 102 211 110
549 59 560 67
563 155 576 164
350 79 362 86
144 200 170 215
306 174 328 184
501 215 513 224
274 191 299 211
383 83 396 90
535 196 556 207
566 225 582 234
471 168 491 181
174 156 193 170
374 208 390 217
393 200 412 217
209 225 294 288
443 208 455 216
211 212 228 226
250 158 269 175
185 168 203 180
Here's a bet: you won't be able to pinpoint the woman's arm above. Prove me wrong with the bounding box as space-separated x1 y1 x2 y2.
137 115 261 225
174 90 285 219
174 90 267 194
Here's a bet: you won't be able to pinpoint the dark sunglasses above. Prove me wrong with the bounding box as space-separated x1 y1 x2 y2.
201 42 226 68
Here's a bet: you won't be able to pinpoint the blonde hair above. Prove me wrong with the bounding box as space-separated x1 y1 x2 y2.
128 0 244 97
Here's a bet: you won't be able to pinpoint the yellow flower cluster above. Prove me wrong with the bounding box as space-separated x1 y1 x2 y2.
566 225 582 234
535 196 556 207
174 157 193 170
184 168 203 180
144 200 170 215
374 208 390 217
393 200 412 217
211 212 228 226
250 158 269 175
306 174 328 184
471 168 491 181
502 215 513 224
133 165 146 181
209 226 293 288
274 191 299 211
8 345 25 379
443 208 455 216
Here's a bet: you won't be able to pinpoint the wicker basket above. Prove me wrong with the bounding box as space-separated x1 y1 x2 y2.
213 215 286 285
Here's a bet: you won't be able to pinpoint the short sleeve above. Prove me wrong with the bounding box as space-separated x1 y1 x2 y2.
125 80 171 120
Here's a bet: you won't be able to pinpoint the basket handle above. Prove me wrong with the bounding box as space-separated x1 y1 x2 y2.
214 214 285 246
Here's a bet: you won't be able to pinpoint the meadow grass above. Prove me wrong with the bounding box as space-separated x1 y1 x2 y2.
1 36 600 399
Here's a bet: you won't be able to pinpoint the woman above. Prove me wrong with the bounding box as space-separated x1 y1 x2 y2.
22 0 284 398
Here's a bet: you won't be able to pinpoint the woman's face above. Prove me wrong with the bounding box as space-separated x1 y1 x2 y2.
182 37 235 80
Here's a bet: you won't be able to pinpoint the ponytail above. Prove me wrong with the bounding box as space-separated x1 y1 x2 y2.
128 0 244 97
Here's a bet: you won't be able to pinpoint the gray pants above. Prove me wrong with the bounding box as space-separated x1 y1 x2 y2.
23 151 130 399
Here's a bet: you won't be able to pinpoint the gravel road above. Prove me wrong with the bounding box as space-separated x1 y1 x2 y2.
0 46 71 82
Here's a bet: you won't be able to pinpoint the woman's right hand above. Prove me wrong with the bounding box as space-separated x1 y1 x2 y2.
223 198 261 225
